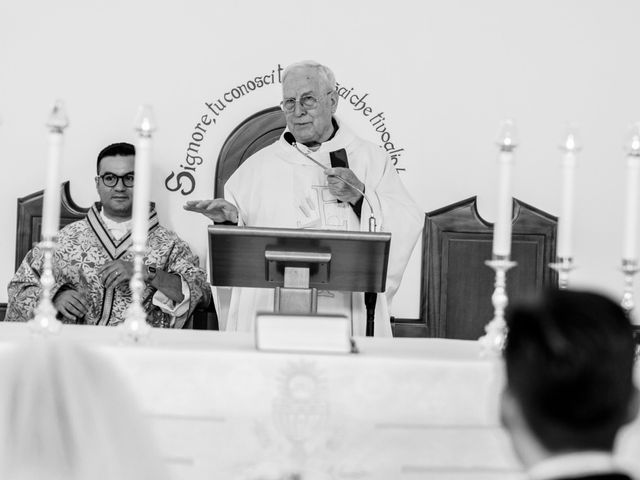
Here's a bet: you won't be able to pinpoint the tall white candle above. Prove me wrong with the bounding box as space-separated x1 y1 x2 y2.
492 119 517 257
557 129 580 259
131 106 155 246
623 125 640 260
42 101 69 239
131 136 151 245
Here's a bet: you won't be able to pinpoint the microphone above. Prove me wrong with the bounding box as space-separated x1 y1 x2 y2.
286 132 379 338
283 131 297 146
283 132 377 232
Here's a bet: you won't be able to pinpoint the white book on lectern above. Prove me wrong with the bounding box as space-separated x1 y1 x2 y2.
255 313 352 354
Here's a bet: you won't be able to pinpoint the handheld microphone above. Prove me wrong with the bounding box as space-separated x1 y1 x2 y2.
283 132 377 232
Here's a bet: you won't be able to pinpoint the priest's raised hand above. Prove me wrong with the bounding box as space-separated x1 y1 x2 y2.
184 198 239 224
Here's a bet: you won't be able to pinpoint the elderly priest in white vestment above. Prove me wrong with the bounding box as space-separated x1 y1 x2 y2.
185 60 422 336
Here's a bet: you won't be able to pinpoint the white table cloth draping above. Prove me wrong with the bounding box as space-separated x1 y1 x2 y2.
0 322 638 480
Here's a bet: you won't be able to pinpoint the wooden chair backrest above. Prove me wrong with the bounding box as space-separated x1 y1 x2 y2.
15 181 89 270
420 196 557 339
215 106 286 197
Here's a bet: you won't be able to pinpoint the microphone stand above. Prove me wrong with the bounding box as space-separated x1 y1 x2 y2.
364 292 377 337
286 134 378 337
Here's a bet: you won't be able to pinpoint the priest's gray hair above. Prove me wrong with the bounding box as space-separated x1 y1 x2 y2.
282 60 336 92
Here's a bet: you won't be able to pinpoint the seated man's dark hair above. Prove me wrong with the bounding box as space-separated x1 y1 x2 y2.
504 289 636 452
97 142 135 174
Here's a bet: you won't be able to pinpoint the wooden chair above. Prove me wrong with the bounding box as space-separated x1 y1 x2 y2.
419 196 558 339
15 181 88 270
0 182 87 322
11 181 215 329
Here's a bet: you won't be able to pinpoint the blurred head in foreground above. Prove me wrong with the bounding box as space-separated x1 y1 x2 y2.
501 289 639 469
0 340 169 480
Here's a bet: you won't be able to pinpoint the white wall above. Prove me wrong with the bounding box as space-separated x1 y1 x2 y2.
1 0 640 321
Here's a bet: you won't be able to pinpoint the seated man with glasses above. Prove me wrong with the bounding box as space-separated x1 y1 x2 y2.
184 60 422 336
7 142 209 327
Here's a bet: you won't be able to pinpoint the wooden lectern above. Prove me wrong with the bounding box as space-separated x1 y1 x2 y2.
208 225 391 334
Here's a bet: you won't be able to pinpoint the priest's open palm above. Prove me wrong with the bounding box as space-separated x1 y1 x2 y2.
183 199 239 223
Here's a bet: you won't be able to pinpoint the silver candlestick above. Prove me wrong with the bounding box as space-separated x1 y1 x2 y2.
552 126 580 289
479 256 517 355
479 120 518 356
29 239 63 335
121 243 150 342
621 259 640 315
549 256 575 290
29 101 69 335
121 106 156 343
621 124 640 321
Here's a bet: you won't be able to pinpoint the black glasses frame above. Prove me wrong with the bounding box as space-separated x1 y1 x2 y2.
98 172 135 188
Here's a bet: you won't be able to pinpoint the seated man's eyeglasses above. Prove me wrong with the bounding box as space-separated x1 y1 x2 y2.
280 91 334 113
99 172 135 188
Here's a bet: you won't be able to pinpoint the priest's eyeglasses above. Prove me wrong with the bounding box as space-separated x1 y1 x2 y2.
280 91 334 113
99 172 135 188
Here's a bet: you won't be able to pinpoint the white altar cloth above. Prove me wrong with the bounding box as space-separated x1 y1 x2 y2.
0 322 638 480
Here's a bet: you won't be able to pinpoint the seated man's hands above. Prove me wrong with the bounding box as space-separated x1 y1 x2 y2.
183 199 239 223
53 289 89 322
98 259 134 290
324 168 365 204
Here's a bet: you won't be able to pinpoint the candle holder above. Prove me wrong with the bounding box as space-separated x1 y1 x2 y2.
28 101 69 335
549 256 575 290
29 239 63 335
120 106 155 343
121 244 151 342
621 259 640 315
479 256 517 356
